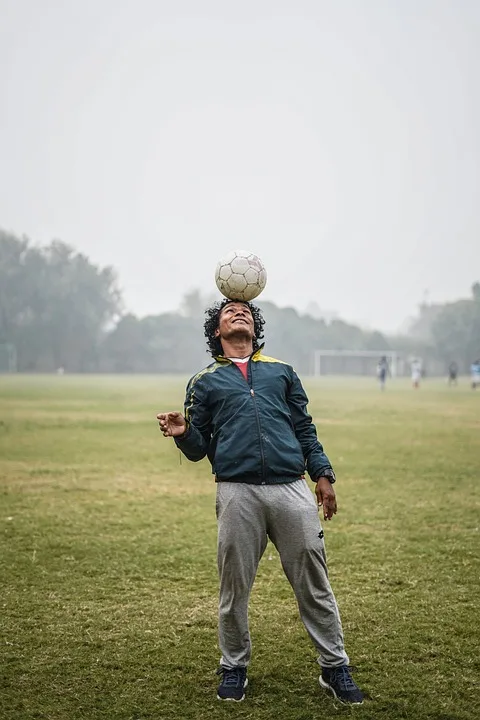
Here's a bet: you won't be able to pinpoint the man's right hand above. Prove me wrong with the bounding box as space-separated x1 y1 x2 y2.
156 412 187 437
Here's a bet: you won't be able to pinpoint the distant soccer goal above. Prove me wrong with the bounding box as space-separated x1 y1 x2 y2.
313 349 398 377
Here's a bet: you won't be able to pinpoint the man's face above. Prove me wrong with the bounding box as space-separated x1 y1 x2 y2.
215 302 255 341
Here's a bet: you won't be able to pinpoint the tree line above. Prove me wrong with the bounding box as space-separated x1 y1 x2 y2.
1 229 478 375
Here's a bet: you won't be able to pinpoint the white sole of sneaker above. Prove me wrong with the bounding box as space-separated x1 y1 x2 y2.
319 676 363 705
217 677 248 702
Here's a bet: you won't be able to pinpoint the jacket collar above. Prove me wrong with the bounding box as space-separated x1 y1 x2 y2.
215 343 265 364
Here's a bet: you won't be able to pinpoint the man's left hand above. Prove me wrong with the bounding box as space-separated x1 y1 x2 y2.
315 477 337 521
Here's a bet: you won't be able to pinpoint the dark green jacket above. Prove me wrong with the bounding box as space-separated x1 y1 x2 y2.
175 347 335 485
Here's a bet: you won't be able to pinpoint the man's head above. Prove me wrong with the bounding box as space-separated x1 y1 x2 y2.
204 298 265 358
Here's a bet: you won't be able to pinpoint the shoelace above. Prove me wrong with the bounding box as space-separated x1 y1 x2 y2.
331 666 357 690
217 668 245 687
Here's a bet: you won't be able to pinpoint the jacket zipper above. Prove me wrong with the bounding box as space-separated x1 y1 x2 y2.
248 363 267 482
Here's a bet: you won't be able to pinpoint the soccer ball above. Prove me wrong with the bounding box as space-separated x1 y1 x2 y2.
215 250 267 301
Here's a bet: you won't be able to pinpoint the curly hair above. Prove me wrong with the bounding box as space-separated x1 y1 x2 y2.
204 298 265 358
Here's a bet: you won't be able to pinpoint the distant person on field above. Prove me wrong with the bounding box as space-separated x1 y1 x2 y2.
376 356 390 390
447 361 458 386
471 359 480 389
410 358 422 389
156 298 364 706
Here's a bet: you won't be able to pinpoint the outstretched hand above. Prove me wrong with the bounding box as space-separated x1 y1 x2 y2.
156 412 187 437
315 477 337 521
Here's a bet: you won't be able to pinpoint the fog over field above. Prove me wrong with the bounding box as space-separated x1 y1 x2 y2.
1 0 479 333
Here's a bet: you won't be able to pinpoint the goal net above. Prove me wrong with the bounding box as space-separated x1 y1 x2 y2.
313 349 398 377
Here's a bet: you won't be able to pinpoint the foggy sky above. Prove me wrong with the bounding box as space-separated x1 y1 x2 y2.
1 0 479 333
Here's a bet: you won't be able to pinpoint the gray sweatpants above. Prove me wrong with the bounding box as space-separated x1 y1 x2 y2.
216 478 349 669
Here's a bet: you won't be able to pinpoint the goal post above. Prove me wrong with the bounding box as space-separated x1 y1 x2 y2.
313 349 398 377
0 343 17 373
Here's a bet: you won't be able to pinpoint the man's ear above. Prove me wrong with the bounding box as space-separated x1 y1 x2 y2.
214 328 220 337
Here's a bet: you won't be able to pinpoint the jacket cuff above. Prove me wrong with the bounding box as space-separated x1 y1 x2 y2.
174 421 191 444
314 469 336 484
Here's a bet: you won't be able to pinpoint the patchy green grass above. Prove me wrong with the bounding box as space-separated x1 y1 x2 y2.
1 374 479 720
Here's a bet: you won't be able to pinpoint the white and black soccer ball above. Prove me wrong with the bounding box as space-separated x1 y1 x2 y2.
214 250 267 302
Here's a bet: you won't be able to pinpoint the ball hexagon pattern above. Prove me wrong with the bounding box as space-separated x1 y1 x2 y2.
215 250 267 301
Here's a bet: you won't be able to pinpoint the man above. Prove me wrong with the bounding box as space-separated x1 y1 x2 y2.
447 361 458 386
157 299 364 705
410 357 422 389
376 356 390 390
471 359 480 389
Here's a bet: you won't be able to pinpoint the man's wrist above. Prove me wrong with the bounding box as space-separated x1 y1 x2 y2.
175 421 190 440
316 469 336 484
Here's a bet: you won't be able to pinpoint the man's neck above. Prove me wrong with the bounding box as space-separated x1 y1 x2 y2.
221 338 254 359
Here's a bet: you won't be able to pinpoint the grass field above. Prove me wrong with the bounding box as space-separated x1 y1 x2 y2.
1 374 479 720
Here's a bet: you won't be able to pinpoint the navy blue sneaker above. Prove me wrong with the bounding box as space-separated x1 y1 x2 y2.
319 665 364 704
216 666 248 701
